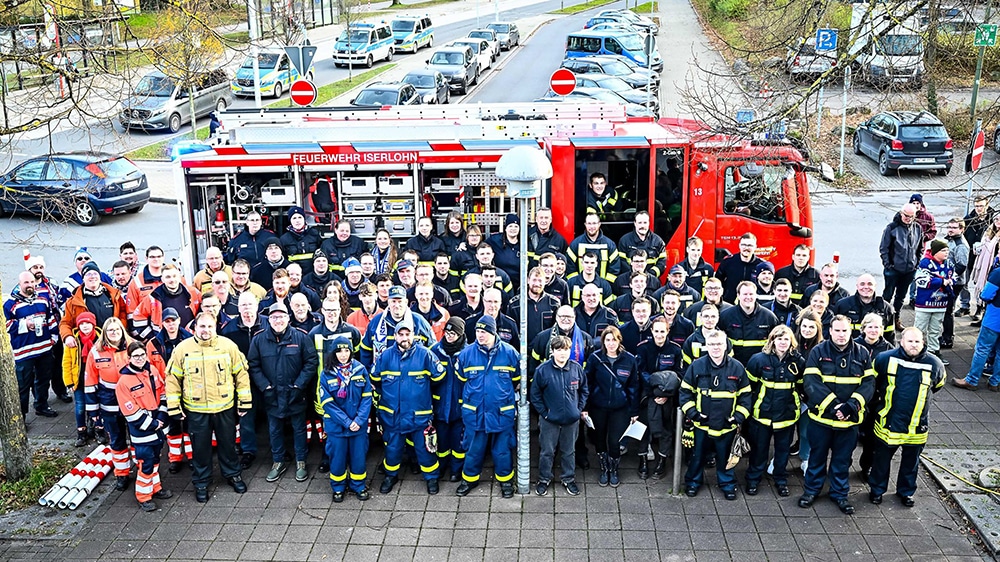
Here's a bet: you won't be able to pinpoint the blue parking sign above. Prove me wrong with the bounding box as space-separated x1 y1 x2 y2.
815 28 837 52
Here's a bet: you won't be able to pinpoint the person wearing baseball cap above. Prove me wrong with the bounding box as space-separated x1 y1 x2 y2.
318 336 372 502
359 286 433 370
280 206 323 271
250 237 291 291
370 313 445 495
248 296 319 484
455 313 521 499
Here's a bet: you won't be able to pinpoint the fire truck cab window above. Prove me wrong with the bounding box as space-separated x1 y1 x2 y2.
723 163 788 224
576 148 647 241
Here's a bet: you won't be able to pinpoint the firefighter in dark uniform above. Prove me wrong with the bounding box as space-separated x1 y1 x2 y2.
679 329 752 500
371 318 444 495
455 316 521 498
507 267 559 348
799 315 875 515
744 325 805 497
280 206 323 271
636 316 683 479
719 281 779 367
775 244 820 303
832 273 896 343
226 211 275 267
868 327 945 507
318 337 372 502
575 283 619 343
429 318 467 482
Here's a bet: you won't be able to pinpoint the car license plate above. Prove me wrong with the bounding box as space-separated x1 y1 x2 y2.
123 180 140 189
913 158 934 164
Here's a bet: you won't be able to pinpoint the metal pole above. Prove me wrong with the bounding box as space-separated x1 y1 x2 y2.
815 84 824 139
516 194 531 494
671 407 682 495
494 0 498 23
971 1 993 122
965 119 982 215
838 67 850 175
249 0 263 109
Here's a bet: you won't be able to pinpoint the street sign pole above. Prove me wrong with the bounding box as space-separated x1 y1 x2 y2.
971 13 996 122
816 84 824 139
839 66 851 175
966 119 984 214
814 29 837 141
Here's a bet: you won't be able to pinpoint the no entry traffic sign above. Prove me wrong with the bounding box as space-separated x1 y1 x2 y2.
549 68 576 96
290 79 317 107
970 129 986 173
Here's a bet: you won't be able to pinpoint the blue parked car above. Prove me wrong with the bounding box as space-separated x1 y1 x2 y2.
0 152 150 225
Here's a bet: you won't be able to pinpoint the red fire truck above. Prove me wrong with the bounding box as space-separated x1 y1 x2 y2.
173 103 821 277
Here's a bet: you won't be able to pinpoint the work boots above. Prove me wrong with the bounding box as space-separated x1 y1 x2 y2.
598 453 610 487
609 457 621 488
637 456 649 480
652 455 668 479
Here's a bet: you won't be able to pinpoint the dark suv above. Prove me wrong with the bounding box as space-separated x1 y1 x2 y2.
853 111 953 176
350 81 422 107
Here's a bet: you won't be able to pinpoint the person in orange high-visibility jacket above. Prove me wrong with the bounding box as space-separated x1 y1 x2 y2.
116 341 173 511
84 317 134 490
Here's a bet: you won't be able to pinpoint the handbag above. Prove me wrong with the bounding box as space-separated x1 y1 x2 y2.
726 427 751 470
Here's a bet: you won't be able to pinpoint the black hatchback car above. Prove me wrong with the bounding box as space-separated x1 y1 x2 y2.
853 111 953 176
0 152 149 225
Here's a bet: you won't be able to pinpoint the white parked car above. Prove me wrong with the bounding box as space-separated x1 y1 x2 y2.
467 29 500 61
451 38 493 72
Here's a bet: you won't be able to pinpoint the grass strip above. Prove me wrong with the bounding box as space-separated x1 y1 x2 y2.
549 0 617 15
0 448 77 515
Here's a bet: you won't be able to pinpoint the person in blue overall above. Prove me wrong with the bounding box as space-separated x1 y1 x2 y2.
318 336 373 502
455 315 521 498
371 318 445 495
430 317 467 482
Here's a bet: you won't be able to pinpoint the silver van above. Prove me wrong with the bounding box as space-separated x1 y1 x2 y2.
120 69 232 133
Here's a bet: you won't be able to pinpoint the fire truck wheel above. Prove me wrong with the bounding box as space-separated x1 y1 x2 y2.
73 200 100 226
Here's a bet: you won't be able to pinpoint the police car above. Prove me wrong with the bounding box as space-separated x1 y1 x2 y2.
334 22 395 68
389 15 434 54
231 49 314 98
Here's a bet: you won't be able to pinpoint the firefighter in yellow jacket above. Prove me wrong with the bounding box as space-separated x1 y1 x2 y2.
166 312 252 503
116 341 172 512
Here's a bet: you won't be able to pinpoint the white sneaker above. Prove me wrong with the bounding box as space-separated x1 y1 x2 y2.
766 459 774 475
646 446 655 461
801 459 809 474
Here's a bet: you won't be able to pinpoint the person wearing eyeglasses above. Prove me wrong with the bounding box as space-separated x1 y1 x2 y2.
192 247 233 295
879 202 924 328
85 317 136 491
58 247 113 305
116 341 172 512
715 232 765 304
125 246 168 319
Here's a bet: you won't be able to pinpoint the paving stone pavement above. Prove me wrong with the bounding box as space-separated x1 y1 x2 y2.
0 307 994 562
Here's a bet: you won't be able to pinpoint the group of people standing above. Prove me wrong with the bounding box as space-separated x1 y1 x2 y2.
2 191 972 514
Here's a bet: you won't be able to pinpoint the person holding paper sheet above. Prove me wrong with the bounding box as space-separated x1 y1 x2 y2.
584 326 640 488
679 329 752 500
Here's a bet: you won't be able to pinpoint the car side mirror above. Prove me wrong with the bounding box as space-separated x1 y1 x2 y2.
350 98 355 104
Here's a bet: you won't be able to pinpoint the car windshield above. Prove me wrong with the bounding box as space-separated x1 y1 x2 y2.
133 75 174 97
404 74 435 88
97 158 141 178
616 34 644 51
596 76 631 91
431 52 462 65
242 53 279 69
355 89 397 105
877 34 923 56
469 31 491 40
899 124 948 139
601 60 630 75
456 41 480 53
487 23 508 32
391 20 415 32
340 29 370 42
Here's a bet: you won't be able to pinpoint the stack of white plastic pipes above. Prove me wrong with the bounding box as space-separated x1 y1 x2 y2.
38 446 113 510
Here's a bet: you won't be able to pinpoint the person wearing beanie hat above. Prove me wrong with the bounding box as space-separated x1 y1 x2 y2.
486 213 526 285
58 246 114 305
753 261 777 307
251 237 292 291
320 219 370 277
404 216 447 265
280 205 322 272
455 306 521 499
369 305 444 495
908 193 937 244
6 270 61 419
301 248 337 297
430 314 468 481
318 334 373 502
81 260 101 277
913 239 954 358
